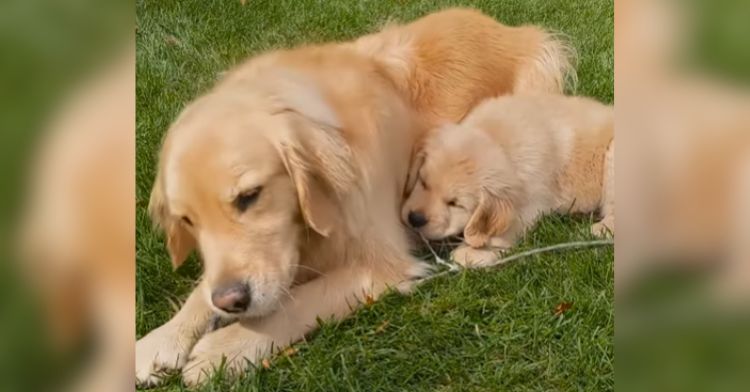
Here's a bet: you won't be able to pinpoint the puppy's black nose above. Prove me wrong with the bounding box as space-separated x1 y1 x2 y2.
408 211 428 228
211 283 251 313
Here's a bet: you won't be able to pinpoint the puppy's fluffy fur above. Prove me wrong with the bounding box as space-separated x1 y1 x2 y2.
402 94 614 267
136 9 574 387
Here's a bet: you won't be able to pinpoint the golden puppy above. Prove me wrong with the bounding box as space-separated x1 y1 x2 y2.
402 94 614 267
136 8 575 387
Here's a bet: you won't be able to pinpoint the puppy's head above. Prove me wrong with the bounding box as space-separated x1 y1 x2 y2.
149 73 354 318
401 124 519 247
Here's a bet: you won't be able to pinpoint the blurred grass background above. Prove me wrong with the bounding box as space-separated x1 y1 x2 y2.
0 1 131 391
136 0 613 391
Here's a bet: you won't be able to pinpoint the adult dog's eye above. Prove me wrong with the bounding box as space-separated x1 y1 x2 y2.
447 199 458 207
181 216 193 226
234 187 262 212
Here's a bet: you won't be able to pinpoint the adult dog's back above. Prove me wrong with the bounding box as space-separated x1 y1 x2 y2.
351 8 576 124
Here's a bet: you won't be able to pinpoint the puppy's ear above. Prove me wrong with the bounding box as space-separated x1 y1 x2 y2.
463 190 515 248
403 144 426 198
148 172 195 268
274 79 356 237
404 123 452 198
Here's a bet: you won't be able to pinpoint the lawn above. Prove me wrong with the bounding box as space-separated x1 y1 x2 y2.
136 0 614 391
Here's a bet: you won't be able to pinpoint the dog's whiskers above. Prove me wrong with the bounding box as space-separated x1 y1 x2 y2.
295 264 327 277
271 283 294 319
279 285 294 300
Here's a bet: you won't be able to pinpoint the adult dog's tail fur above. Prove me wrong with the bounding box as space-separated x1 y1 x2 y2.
514 30 578 94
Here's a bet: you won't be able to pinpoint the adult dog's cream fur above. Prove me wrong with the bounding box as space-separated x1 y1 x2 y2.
402 94 613 268
136 9 574 387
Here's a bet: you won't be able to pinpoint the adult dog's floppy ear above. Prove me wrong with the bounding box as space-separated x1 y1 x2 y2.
463 189 515 248
403 143 426 198
148 171 195 268
273 77 357 237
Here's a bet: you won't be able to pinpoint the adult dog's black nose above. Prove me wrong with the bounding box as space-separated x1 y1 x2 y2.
211 283 251 313
408 211 428 228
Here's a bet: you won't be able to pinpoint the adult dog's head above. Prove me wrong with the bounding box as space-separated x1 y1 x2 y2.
401 124 521 247
149 70 355 318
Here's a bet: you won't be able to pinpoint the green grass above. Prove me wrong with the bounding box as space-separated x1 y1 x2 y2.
136 0 614 390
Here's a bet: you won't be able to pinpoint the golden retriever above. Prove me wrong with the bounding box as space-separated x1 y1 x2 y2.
402 93 613 268
135 8 574 387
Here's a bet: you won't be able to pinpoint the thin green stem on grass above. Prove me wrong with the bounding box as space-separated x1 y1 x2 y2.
417 239 614 285
418 233 460 272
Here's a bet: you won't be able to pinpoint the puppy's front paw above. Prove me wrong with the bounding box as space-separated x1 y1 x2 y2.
451 245 500 268
591 215 614 237
136 324 195 388
182 322 273 387
488 236 514 249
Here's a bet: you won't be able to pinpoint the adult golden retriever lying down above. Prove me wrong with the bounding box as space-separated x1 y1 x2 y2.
136 8 574 387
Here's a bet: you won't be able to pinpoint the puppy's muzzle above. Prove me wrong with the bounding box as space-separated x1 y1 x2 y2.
407 211 428 228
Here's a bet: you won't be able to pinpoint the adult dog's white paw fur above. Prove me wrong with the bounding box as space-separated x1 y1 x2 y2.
181 322 274 387
135 323 194 388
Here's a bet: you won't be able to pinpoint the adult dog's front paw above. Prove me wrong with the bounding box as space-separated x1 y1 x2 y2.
451 245 501 268
182 322 273 387
136 323 195 388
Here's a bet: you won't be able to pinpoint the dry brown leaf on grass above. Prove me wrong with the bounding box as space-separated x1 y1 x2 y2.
374 320 390 334
240 0 247 5
553 302 573 316
364 293 375 306
164 34 181 46
262 346 298 369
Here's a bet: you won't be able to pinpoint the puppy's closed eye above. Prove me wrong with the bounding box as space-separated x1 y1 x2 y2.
418 174 429 190
234 187 263 212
